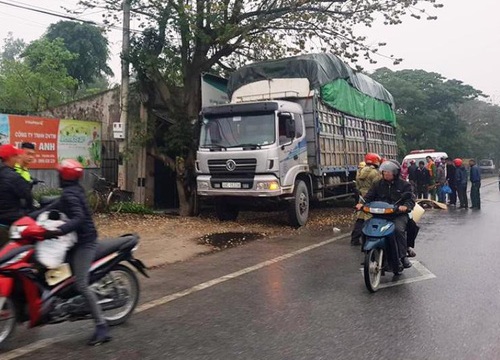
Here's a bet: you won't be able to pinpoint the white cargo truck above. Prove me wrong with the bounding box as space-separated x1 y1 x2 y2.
196 54 398 227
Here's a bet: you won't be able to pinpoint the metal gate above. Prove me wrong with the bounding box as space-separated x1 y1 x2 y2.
101 140 119 184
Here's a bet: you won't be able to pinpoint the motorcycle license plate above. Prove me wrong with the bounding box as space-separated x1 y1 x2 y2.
222 182 241 189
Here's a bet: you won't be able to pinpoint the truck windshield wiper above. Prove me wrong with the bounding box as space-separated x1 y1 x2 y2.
202 143 227 150
226 143 262 149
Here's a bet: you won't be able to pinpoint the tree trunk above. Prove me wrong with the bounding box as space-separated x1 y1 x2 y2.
178 73 202 216
176 176 190 216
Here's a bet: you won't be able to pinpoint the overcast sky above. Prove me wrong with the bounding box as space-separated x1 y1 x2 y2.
0 0 499 104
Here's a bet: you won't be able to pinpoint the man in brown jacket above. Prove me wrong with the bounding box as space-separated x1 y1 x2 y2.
351 153 382 246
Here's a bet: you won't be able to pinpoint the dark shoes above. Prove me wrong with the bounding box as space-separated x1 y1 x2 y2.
393 262 404 275
88 324 112 346
351 240 361 246
402 257 412 269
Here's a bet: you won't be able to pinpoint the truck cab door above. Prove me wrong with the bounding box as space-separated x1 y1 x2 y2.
278 112 301 186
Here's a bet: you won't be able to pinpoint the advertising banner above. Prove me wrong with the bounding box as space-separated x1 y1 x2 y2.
58 120 101 168
0 114 101 169
8 115 59 169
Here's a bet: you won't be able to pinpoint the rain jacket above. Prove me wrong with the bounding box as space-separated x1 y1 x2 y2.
356 165 381 220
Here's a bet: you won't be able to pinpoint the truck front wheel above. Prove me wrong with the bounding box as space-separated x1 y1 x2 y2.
214 199 239 221
287 180 309 227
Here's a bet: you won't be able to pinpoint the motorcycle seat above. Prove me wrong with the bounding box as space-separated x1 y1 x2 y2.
0 245 34 266
94 234 139 261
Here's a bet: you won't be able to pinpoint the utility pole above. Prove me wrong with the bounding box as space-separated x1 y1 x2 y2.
118 0 130 190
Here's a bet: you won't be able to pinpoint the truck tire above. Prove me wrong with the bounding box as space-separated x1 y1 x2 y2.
214 199 239 221
288 180 309 227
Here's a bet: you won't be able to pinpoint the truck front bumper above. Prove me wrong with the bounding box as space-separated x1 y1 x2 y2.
197 175 293 197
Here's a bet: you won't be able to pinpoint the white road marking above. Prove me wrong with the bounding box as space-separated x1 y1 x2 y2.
0 233 350 359
135 233 349 312
0 337 70 360
360 260 436 289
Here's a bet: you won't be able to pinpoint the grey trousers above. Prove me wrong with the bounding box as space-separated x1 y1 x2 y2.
70 243 106 325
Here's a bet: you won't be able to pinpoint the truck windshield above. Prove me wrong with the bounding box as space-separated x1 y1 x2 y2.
200 112 276 148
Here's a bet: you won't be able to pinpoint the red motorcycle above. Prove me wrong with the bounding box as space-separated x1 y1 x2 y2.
0 215 148 347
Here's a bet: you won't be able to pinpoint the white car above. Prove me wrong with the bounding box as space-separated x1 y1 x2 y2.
479 159 495 174
403 149 448 167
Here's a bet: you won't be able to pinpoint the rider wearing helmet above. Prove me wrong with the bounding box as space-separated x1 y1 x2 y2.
351 153 382 246
355 160 415 272
33 159 111 346
454 158 468 208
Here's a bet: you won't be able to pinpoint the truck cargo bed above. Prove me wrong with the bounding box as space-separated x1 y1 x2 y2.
297 96 397 176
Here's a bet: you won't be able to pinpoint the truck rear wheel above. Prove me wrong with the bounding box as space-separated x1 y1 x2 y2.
214 199 239 221
287 180 309 227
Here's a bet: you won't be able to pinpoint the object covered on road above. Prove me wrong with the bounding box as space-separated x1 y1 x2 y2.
416 199 448 210
35 211 77 268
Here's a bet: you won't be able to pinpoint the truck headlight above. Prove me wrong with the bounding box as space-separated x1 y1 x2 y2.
256 181 280 191
198 181 210 190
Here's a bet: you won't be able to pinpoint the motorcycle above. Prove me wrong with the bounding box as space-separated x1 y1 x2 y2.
361 192 419 293
0 214 149 347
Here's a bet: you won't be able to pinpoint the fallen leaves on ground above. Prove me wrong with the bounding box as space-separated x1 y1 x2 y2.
94 207 355 251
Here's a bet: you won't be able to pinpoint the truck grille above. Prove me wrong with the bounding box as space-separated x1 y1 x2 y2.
208 158 257 175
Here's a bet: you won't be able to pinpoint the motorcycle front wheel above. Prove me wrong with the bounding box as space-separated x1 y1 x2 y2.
0 297 16 348
364 249 384 293
94 264 140 326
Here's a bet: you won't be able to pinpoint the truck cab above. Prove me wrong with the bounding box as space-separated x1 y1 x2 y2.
196 100 310 224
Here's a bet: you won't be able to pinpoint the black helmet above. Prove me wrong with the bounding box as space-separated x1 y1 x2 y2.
380 160 401 177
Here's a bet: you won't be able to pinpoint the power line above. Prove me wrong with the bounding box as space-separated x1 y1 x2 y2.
0 0 144 34
0 0 99 25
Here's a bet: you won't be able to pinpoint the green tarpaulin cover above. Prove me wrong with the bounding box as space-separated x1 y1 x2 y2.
228 53 396 126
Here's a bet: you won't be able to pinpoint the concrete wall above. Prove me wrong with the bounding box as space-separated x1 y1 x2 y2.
41 86 155 207
45 87 122 140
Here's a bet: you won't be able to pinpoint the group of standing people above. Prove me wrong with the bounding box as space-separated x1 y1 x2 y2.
404 157 481 209
351 151 483 251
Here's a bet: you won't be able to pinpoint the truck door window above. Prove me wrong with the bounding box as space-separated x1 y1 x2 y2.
279 113 293 145
294 113 303 137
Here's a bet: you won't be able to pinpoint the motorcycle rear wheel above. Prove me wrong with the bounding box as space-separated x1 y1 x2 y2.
0 297 16 348
364 249 384 293
96 264 140 326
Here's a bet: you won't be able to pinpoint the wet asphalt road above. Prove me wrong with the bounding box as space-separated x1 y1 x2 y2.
2 178 500 360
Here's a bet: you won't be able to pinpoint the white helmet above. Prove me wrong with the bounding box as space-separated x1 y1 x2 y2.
379 160 401 177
